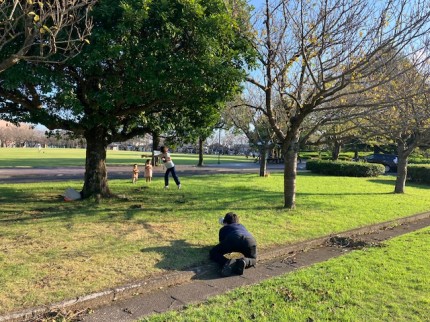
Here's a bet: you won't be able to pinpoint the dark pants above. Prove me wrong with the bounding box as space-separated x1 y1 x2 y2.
209 234 257 268
164 166 180 186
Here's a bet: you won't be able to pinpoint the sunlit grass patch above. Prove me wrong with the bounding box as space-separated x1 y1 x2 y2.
0 147 251 167
0 173 429 313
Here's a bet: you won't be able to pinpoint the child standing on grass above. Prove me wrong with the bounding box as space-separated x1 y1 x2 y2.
144 159 153 182
132 164 139 183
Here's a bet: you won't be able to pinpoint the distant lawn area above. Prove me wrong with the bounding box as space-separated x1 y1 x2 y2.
0 147 252 168
143 226 430 321
0 172 429 314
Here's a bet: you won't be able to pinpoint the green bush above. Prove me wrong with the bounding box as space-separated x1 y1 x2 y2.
306 160 385 177
337 155 353 161
407 165 430 185
300 152 327 159
409 157 430 165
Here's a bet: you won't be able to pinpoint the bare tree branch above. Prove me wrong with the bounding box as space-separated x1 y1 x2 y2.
0 0 96 73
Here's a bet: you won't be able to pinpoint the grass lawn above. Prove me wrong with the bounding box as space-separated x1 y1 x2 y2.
0 173 429 314
0 147 252 167
142 226 430 322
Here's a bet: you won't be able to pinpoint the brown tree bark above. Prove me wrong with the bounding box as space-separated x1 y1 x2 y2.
331 140 342 161
197 136 204 167
151 132 160 166
81 127 111 198
283 133 300 209
394 154 407 193
259 147 268 177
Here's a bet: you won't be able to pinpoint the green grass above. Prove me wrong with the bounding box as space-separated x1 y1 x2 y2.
142 227 430 322
0 173 430 314
0 147 252 167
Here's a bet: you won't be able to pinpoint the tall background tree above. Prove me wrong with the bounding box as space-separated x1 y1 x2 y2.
0 0 256 198
244 0 430 208
357 57 430 193
0 0 95 73
224 93 277 176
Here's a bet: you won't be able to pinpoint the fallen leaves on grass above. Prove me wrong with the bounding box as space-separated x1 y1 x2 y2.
328 236 386 249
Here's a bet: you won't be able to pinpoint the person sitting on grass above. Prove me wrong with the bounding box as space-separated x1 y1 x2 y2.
209 212 257 277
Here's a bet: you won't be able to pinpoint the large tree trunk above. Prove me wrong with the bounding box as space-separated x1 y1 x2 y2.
394 138 417 193
197 136 204 167
283 133 299 209
394 154 407 193
81 127 111 198
331 140 341 161
259 146 268 177
151 132 160 166
394 143 410 194
152 133 160 151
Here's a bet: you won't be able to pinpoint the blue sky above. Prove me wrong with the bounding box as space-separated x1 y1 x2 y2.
249 0 264 11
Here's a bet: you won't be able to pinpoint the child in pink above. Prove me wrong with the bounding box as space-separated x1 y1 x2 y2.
132 164 139 183
144 159 153 182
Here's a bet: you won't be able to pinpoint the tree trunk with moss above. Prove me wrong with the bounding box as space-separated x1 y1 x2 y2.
81 127 111 198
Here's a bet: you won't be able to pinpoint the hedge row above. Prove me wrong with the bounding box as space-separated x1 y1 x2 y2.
409 157 430 165
306 160 385 177
408 164 430 185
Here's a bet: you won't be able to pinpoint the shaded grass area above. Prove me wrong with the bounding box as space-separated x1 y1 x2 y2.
1 173 430 313
0 148 251 167
143 227 430 321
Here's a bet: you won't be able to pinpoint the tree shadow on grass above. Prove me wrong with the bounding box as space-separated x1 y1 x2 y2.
0 186 103 224
368 178 430 190
296 192 394 196
367 179 397 186
140 239 213 272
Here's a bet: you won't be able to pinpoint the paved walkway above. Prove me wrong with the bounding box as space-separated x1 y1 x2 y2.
0 162 297 183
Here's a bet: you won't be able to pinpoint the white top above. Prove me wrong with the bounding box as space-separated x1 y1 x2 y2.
158 152 175 169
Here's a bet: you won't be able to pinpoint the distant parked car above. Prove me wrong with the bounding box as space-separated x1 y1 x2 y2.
365 154 398 172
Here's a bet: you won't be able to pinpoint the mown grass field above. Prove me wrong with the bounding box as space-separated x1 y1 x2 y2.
0 147 252 167
142 226 430 322
1 171 430 314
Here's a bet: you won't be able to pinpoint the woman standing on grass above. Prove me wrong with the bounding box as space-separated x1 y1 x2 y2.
158 146 181 189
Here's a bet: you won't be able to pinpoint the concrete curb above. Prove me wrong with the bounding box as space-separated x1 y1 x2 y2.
1 211 429 322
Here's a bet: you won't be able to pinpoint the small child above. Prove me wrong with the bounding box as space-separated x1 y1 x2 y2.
144 159 153 182
132 164 139 183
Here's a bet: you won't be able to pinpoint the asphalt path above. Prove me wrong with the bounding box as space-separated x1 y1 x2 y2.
0 162 303 184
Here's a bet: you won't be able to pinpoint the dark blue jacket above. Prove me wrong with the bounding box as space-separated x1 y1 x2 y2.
219 223 253 242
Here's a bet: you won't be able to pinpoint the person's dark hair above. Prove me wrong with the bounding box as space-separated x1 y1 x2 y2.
223 212 239 224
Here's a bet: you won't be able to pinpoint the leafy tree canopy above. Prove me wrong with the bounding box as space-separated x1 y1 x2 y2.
0 0 256 197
